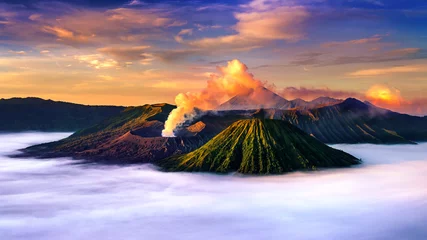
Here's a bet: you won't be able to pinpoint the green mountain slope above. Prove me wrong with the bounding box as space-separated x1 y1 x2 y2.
0 97 124 132
158 119 360 174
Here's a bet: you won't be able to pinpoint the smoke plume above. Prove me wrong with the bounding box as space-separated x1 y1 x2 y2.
162 59 263 137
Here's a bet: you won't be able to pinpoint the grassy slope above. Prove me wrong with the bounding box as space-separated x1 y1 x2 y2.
159 119 360 174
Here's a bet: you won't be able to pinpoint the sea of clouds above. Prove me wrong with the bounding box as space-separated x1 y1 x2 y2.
1 132 427 240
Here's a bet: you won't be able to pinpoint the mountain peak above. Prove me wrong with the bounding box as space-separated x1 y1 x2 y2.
217 87 289 111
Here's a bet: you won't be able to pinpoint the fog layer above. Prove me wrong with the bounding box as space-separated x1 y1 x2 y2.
1 133 427 240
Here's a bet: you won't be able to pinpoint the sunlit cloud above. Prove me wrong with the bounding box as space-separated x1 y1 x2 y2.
8 50 26 55
365 84 427 115
349 65 427 76
74 54 119 69
366 84 404 106
183 2 309 50
42 26 93 44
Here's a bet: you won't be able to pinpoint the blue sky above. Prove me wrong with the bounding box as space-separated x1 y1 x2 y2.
0 0 426 114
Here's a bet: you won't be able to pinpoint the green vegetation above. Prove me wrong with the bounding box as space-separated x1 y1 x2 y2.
158 119 360 174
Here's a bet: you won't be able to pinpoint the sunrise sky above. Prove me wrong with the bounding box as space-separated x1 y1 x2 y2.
1 0 426 115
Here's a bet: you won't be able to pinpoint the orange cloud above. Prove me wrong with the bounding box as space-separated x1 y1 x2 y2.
366 84 427 116
366 84 404 106
42 26 92 44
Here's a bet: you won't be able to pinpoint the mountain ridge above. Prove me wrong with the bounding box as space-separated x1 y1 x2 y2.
0 97 125 132
217 87 343 110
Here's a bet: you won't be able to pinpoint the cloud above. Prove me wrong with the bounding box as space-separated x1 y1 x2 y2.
174 28 193 43
194 24 222 31
97 74 115 81
155 49 208 62
42 26 93 44
322 35 384 48
184 2 310 50
127 0 143 6
289 48 426 67
74 54 119 69
279 86 362 101
97 45 152 61
0 3 183 46
365 84 427 116
349 64 427 77
8 50 26 55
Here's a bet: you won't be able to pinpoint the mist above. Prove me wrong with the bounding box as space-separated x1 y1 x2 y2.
1 133 427 240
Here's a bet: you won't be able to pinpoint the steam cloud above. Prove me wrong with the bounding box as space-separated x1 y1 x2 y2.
162 59 263 137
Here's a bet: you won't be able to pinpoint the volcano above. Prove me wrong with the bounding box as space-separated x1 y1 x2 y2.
217 87 291 110
158 119 360 174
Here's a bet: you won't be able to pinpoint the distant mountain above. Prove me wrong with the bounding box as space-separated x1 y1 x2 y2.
309 97 342 108
217 87 290 110
217 87 342 110
0 97 124 132
158 119 360 174
265 98 427 144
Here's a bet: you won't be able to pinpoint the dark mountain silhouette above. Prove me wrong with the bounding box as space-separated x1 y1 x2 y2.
158 119 360 174
0 97 124 132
